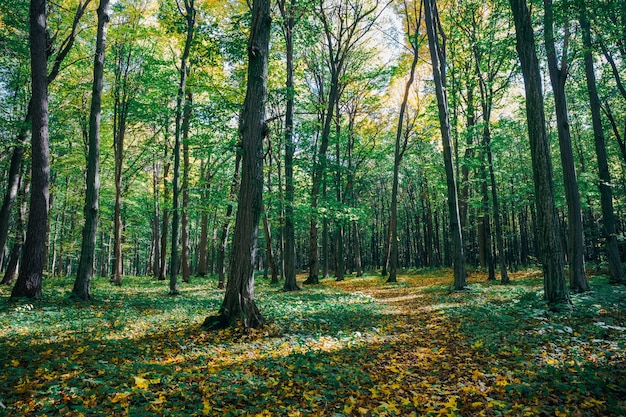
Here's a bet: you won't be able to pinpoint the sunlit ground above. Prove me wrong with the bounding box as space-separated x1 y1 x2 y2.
0 268 624 416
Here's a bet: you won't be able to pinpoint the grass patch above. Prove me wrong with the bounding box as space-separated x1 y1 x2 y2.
0 270 624 416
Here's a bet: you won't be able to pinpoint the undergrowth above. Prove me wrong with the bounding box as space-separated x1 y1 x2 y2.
0 270 624 416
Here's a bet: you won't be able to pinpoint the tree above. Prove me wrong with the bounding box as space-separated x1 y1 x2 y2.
388 0 422 283
543 0 587 292
579 1 625 285
305 0 383 284
11 0 50 299
169 0 196 295
0 0 91 271
72 0 111 301
277 0 300 292
509 0 569 308
423 0 466 290
203 0 271 330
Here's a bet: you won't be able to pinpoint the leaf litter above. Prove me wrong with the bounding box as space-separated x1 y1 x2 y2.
0 270 624 416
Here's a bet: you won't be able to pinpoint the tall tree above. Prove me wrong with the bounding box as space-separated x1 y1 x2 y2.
11 0 50 299
72 0 111 300
0 0 91 269
169 0 196 295
579 2 625 285
388 0 422 283
305 0 382 284
203 0 271 329
277 0 300 291
509 0 569 308
423 0 466 290
543 0 587 292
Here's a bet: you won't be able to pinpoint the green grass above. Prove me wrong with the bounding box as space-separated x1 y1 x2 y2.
0 271 624 416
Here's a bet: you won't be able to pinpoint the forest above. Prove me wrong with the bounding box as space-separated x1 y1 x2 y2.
0 0 625 415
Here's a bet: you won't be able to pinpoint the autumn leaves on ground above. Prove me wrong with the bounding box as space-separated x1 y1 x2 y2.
1 270 624 416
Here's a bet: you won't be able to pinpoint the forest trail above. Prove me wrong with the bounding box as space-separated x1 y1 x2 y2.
324 270 624 416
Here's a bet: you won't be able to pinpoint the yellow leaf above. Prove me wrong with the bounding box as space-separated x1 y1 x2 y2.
358 407 369 415
472 339 483 349
133 376 150 389
344 404 354 414
472 369 484 381
555 411 567 417
471 402 483 408
202 399 212 415
11 359 19 367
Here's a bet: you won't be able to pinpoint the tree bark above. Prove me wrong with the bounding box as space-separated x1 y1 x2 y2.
579 4 625 285
424 0 466 290
544 0 588 292
11 0 49 299
72 0 111 300
509 0 570 308
203 0 270 330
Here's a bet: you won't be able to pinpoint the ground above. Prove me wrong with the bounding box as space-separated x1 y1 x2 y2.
0 269 624 416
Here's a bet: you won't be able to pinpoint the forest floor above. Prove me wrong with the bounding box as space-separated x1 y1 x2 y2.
0 269 624 416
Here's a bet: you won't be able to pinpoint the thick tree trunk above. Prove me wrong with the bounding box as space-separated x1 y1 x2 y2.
544 0 588 292
159 161 170 281
509 0 570 308
11 0 49 299
203 0 270 330
580 5 625 285
72 0 110 300
0 1 90 265
424 0 466 290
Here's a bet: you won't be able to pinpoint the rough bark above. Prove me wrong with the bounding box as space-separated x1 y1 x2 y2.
203 0 270 330
509 0 570 308
544 0 588 292
72 0 111 300
11 0 49 299
579 4 625 285
424 0 466 289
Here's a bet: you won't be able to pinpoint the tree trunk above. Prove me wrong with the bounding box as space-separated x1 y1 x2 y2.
579 4 625 285
278 0 299 292
159 161 170 281
203 0 270 330
262 205 279 284
11 0 49 299
509 0 570 308
196 163 210 276
544 0 588 292
72 0 110 300
388 13 420 283
424 0 466 290
170 0 195 295
181 92 193 283
217 154 241 289
151 161 161 277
